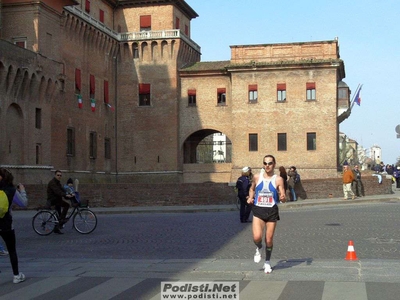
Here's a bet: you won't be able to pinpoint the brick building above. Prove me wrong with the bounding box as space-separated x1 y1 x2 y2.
0 0 350 184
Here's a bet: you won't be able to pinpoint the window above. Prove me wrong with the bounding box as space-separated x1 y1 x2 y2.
139 83 151 106
249 134 258 151
15 40 26 48
89 132 97 159
140 15 151 31
75 68 81 93
306 82 316 101
185 25 189 36
277 133 287 151
217 88 226 105
105 138 111 159
175 17 180 29
249 84 258 102
188 89 196 106
35 143 42 164
85 0 90 13
133 43 139 58
277 83 286 102
90 74 95 98
99 9 104 23
104 80 109 104
67 128 75 156
307 132 316 150
35 108 41 129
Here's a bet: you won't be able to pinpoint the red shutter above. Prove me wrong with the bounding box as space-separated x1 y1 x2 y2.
176 17 180 29
217 88 226 94
90 74 95 95
248 84 257 91
139 83 150 94
99 9 104 23
277 83 286 91
306 82 316 89
85 0 90 13
75 69 81 91
140 15 151 28
185 25 188 35
188 89 196 96
104 80 109 103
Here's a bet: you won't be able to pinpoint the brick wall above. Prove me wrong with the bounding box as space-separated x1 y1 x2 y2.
21 176 393 209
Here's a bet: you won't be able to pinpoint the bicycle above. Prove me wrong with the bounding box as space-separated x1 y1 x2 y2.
32 197 97 235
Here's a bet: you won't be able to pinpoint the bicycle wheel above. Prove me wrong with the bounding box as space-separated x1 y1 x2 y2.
32 210 58 236
73 208 97 234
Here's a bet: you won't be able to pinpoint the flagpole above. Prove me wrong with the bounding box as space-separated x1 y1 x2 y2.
350 84 362 110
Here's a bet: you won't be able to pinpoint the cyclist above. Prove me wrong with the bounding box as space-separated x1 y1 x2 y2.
47 170 73 234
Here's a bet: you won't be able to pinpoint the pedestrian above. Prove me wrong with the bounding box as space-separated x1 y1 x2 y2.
287 166 298 201
342 164 356 200
47 170 73 234
236 167 252 223
352 165 364 197
279 166 288 201
0 242 8 256
0 168 25 283
247 155 286 274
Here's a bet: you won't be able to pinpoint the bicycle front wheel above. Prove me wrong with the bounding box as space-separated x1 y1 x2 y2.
73 208 97 234
32 210 58 236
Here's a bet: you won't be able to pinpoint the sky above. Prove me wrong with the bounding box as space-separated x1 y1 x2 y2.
186 0 400 164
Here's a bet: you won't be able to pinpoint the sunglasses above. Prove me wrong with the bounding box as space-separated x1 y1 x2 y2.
263 161 274 166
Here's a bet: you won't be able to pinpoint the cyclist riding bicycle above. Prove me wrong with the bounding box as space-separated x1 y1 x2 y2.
46 170 73 234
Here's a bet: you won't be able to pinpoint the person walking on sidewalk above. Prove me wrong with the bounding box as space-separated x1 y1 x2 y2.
352 165 364 197
343 164 356 200
236 166 252 223
247 155 286 274
0 168 25 283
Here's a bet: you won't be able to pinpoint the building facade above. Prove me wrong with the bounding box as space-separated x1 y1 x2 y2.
0 0 350 184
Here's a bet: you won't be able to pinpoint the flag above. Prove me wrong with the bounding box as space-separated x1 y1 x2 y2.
354 85 362 106
106 103 115 111
77 94 83 109
90 98 96 112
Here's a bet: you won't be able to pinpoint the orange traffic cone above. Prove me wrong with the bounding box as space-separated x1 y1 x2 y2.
345 240 358 260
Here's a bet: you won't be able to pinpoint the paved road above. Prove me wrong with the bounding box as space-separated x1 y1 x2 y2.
0 193 400 299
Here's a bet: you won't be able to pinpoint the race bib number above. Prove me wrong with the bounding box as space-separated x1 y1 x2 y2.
256 192 274 207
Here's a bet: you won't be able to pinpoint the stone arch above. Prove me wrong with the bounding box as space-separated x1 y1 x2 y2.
171 40 176 59
4 103 24 164
29 73 39 102
183 129 232 164
11 68 23 99
141 42 149 61
38 76 46 103
132 42 139 59
123 42 130 60
161 40 168 59
5 65 14 94
151 41 158 60
20 69 30 101
45 78 54 103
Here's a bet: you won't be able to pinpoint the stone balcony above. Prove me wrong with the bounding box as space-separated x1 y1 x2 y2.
64 5 201 53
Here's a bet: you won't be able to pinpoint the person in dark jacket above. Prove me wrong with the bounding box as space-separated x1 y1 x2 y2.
236 166 252 223
0 168 25 283
47 170 72 234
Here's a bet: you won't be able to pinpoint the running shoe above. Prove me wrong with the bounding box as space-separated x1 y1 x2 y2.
0 250 9 256
13 272 25 284
254 247 262 263
264 261 272 274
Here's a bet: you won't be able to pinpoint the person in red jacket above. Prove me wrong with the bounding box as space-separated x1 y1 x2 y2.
342 164 356 200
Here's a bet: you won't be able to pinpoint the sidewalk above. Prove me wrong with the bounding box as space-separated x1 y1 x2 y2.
87 192 400 215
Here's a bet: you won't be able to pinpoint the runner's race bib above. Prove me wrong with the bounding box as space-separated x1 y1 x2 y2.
256 191 274 207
